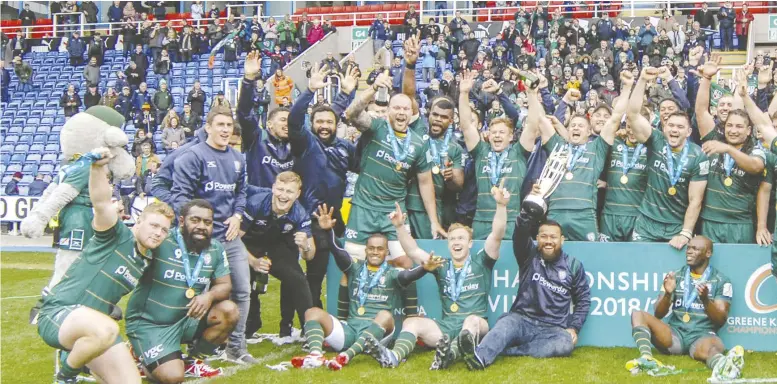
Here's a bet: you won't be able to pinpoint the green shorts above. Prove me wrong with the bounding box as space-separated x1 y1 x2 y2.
126 315 207 368
38 305 122 350
408 210 433 240
324 317 389 352
547 209 598 241
632 214 682 242
345 205 396 244
472 218 516 240
437 316 467 339
599 214 637 242
658 326 721 358
700 220 754 244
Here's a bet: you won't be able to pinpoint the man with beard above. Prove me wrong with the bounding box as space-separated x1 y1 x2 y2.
625 236 743 380
365 184 509 369
240 172 316 345
38 148 174 384
627 67 710 249
126 200 236 382
458 184 591 369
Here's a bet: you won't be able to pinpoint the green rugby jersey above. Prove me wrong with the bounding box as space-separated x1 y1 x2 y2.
432 249 495 322
406 135 464 212
54 157 94 251
42 220 150 315
126 229 230 325
603 138 649 216
471 140 528 222
763 149 777 233
351 118 432 212
544 134 610 211
700 132 765 223
638 130 709 224
664 265 732 335
345 260 404 329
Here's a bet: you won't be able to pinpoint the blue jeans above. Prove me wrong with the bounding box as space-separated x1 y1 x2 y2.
373 39 385 54
475 312 575 366
435 1 448 23
17 81 33 92
223 238 251 353
720 26 734 50
535 45 548 62
436 59 447 77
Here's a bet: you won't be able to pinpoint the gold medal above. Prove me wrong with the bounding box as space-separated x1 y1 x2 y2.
432 165 440 174
682 313 691 323
395 163 402 171
565 172 574 180
185 288 196 299
668 186 677 196
620 174 629 184
357 307 366 315
450 303 459 312
723 177 733 187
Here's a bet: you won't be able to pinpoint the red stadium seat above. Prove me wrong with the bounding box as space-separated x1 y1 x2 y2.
344 6 357 13
308 7 322 14
294 8 305 15
331 6 345 14
367 5 381 12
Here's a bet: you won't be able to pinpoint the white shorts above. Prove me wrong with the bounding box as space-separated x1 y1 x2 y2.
324 315 392 352
344 241 405 261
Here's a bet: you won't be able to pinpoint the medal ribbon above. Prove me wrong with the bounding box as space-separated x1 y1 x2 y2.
429 127 453 167
722 153 736 178
388 128 413 163
175 228 208 290
58 151 103 182
565 143 586 172
446 256 471 303
489 148 510 187
664 142 689 188
682 265 711 311
357 262 389 308
621 143 644 176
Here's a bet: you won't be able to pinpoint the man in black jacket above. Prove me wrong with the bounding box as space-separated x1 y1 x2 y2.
125 60 144 90
254 78 271 128
179 103 202 139
87 33 105 65
187 80 207 116
67 32 86 66
694 2 716 51
60 84 82 118
19 3 35 36
84 84 101 109
297 13 312 52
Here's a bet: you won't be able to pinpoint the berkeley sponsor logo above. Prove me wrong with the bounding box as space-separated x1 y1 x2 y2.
609 159 647 170
163 269 209 284
710 158 745 177
532 273 568 295
443 282 480 295
652 160 687 183
375 150 409 170
261 156 294 169
114 266 139 287
204 181 237 192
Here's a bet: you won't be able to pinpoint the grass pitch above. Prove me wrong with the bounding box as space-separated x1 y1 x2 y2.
2 251 776 383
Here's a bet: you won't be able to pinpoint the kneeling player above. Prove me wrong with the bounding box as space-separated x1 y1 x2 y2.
296 204 443 370
126 199 237 384
364 184 510 369
37 149 174 384
627 235 744 380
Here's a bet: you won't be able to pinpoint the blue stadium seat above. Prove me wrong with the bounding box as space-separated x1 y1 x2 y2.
172 68 184 77
47 101 59 109
20 175 33 184
22 126 35 135
46 74 59 82
1 175 11 184
17 135 32 145
212 68 223 76
44 144 59 153
52 125 63 133
27 118 40 126
4 135 19 145
0 149 12 159
14 144 29 153
15 111 29 119
0 157 7 168
12 117 26 125
7 126 21 135
29 144 44 153
41 82 55 90
23 163 38 174
184 77 195 86
9 153 25 163
43 57 55 66
186 62 198 69
36 126 51 134
54 116 65 125
1 118 12 127
47 134 59 144
17 185 29 195
33 135 46 144
185 68 196 76
39 163 55 173
26 153 42 162
40 117 54 125
41 154 57 165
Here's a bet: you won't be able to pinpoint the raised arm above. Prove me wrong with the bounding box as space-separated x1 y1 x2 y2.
89 148 119 232
742 74 777 146
526 76 553 145
402 31 421 116
627 66 659 143
344 71 390 132
389 202 430 264
397 257 444 287
513 184 542 269
600 70 635 145
458 69 480 152
693 53 723 139
238 51 262 150
484 182 509 260
315 204 353 272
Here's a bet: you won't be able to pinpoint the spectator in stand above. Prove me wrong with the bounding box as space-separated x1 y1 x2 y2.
695 2 716 51
179 24 195 63
190 1 204 26
374 40 393 70
121 17 137 57
208 20 225 48
591 40 614 70
249 14 264 40
369 14 388 53
461 31 480 61
115 85 133 119
5 172 21 195
100 86 118 108
421 37 438 82
133 82 153 113
208 3 220 19
149 23 165 63
322 18 336 35
13 56 33 92
19 3 35 37
135 142 160 177
404 4 421 27
248 32 262 52
125 60 144 90
736 3 754 51
130 129 156 157
449 11 468 53
422 18 440 41
668 24 686 55
134 103 158 133
254 78 270 128
273 68 294 105
212 90 232 109
718 1 735 51
135 158 159 197
123 2 136 20
278 14 297 51
28 174 49 197
179 104 202 139
67 31 86 66
87 33 105 65
163 28 179 62
81 1 98 33
264 16 278 50
60 84 82 118
637 17 657 56
223 32 239 69
0 60 8 102
161 116 185 152
435 0 449 23
308 19 325 47
161 109 180 129
152 1 166 21
83 56 101 87
187 80 207 116
84 84 101 109
154 49 172 85
321 52 341 75
596 13 615 43
107 1 123 25
196 26 210 54
297 13 312 52
153 79 174 123
342 55 359 76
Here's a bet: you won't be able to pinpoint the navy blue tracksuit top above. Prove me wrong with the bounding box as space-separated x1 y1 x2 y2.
241 185 312 252
151 128 207 206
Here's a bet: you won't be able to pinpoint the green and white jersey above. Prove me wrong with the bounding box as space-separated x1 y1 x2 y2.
471 140 528 222
543 134 610 211
54 156 94 251
700 131 765 223
664 265 732 335
763 150 777 233
603 138 649 216
432 249 495 322
126 229 230 325
406 134 464 212
345 260 405 329
638 130 710 224
351 118 432 212
42 220 150 316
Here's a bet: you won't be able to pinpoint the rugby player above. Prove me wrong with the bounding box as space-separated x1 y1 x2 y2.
626 236 744 380
37 147 174 384
626 67 710 249
364 183 509 369
295 204 444 370
457 184 591 369
126 199 237 383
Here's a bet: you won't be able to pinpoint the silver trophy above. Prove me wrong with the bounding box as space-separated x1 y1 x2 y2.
523 143 569 216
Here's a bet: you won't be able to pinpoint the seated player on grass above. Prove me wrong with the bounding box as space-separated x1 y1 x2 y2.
37 148 174 384
125 199 237 383
294 204 444 370
627 235 744 381
363 183 510 369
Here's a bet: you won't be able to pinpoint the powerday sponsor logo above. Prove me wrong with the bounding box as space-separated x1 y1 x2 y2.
114 266 139 287
163 269 209 285
204 181 237 192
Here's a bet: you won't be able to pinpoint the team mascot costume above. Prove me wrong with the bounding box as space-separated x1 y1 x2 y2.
21 106 136 323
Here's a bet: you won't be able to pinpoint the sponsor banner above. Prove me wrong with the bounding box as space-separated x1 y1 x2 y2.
327 241 777 351
0 196 40 222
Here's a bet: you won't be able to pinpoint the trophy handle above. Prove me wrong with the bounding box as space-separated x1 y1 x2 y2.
538 144 569 198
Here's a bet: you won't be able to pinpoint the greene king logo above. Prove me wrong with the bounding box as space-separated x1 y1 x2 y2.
744 264 777 314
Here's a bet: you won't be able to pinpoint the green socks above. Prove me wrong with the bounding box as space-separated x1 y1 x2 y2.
631 326 653 357
449 335 462 361
58 353 80 379
707 353 725 370
304 320 325 355
345 322 385 360
391 331 417 361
